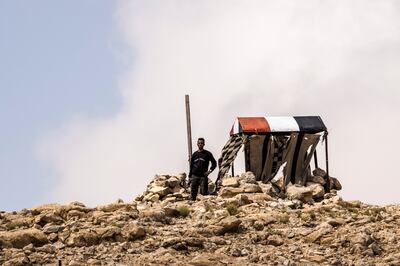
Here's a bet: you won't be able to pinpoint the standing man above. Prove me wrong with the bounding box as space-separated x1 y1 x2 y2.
189 138 217 201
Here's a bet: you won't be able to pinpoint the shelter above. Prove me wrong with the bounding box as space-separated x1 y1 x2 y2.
216 116 329 191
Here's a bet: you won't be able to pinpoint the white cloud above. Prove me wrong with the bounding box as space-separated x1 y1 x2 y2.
39 0 400 206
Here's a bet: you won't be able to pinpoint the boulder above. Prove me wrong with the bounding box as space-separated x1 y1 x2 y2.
42 224 64 234
242 183 263 193
222 177 240 188
123 224 146 240
246 193 274 203
166 176 180 188
218 187 244 198
307 175 326 186
306 182 325 199
245 213 277 225
149 186 171 198
66 230 100 247
312 168 326 177
140 208 166 222
207 179 216 194
267 235 284 246
240 172 257 184
34 211 64 226
67 210 85 219
215 216 242 235
329 177 342 190
286 185 314 204
143 193 160 202
190 254 230 266
163 207 180 217
306 222 333 243
97 203 134 212
95 226 122 241
0 228 48 248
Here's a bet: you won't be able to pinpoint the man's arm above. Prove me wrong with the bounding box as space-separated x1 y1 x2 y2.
208 152 217 173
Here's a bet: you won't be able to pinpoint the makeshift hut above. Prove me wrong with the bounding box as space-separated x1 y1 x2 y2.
216 116 329 191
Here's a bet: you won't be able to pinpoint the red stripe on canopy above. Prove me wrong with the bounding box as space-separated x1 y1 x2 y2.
235 117 270 134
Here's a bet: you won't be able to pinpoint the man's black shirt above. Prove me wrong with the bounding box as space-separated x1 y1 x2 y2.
189 150 217 177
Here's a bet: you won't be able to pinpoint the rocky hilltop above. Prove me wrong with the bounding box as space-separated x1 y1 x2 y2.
1 171 399 266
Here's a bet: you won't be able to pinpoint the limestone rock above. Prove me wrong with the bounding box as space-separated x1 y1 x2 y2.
267 235 284 246
97 203 135 212
245 193 274 202
215 216 242 235
240 172 257 184
123 224 146 240
166 176 180 188
42 224 64 234
143 193 160 202
242 183 263 193
66 230 100 247
307 175 326 185
0 228 48 248
218 187 244 198
313 168 326 177
149 186 171 198
306 182 325 199
286 184 314 203
306 222 333 243
222 177 240 188
329 176 342 190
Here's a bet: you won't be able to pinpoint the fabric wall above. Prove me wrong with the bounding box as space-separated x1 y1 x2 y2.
293 134 321 185
246 135 267 181
217 134 245 182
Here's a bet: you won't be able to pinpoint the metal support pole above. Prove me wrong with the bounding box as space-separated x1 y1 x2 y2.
325 134 329 177
231 162 235 177
185 95 193 163
313 150 318 169
324 132 330 192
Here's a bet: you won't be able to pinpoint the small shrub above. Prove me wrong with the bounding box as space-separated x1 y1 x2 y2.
226 203 238 216
309 211 317 221
365 207 385 221
267 227 283 236
277 213 290 224
177 205 190 217
5 220 25 230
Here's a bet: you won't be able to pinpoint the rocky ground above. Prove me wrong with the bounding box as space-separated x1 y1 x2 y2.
1 171 399 266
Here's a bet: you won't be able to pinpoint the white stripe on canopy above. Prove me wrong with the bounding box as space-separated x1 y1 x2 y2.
265 116 300 132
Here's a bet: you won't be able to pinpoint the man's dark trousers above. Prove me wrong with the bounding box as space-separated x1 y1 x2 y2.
191 175 208 200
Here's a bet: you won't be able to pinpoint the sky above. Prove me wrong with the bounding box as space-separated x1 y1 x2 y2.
1 1 400 211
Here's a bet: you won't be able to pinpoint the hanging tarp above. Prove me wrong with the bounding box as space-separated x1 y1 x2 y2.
230 116 327 135
245 135 267 180
292 133 321 185
260 134 299 183
217 134 246 181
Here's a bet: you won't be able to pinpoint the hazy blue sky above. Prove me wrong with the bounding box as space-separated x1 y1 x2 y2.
0 1 122 211
2 1 400 211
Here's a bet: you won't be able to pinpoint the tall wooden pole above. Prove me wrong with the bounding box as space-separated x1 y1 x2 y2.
185 95 193 163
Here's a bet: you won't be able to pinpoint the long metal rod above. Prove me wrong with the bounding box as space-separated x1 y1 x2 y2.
325 134 329 177
185 95 193 163
231 162 235 176
324 133 330 192
313 150 318 169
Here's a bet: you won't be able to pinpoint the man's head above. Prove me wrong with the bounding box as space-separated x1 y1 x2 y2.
197 137 205 151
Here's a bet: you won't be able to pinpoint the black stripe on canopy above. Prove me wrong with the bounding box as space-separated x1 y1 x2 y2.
293 116 327 133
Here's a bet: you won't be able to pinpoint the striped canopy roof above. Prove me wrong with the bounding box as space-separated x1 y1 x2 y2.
230 116 327 135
